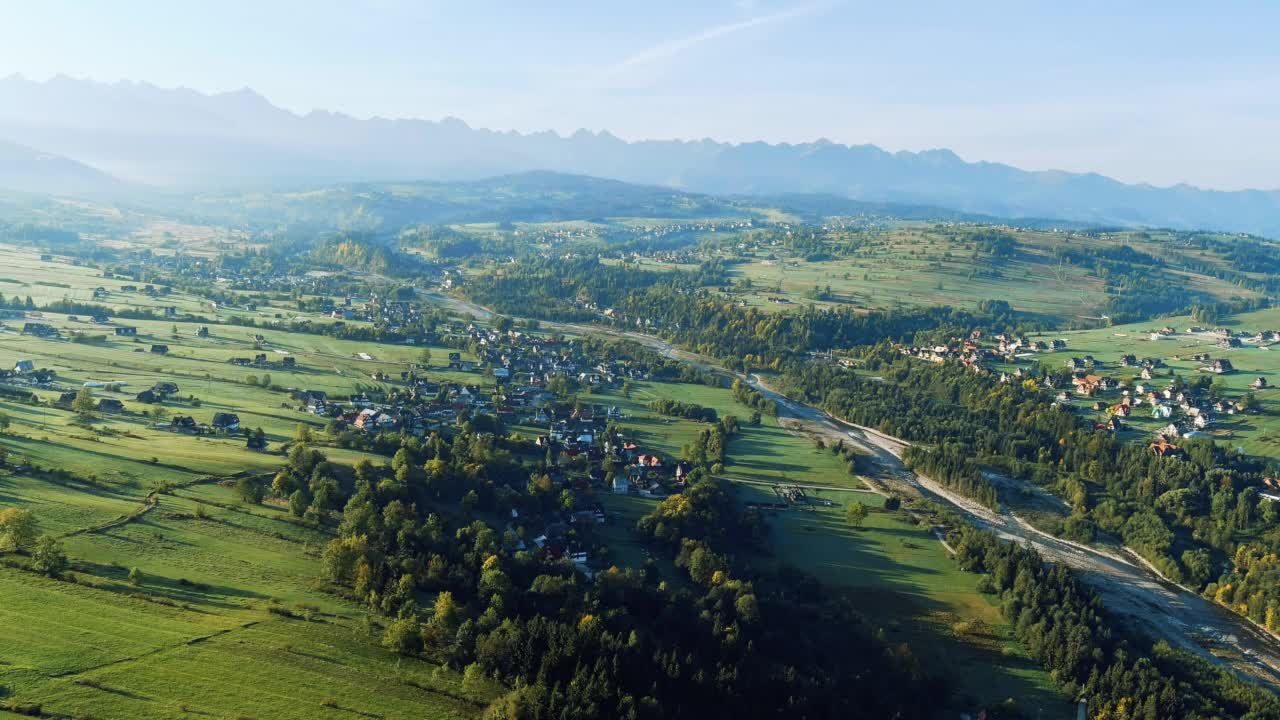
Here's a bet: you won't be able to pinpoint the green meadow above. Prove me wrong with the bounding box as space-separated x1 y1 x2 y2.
708 226 1258 321
744 483 1067 715
0 563 485 719
0 472 489 719
597 379 858 486
587 375 1067 714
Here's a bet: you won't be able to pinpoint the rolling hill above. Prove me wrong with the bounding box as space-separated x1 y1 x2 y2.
0 139 123 195
170 172 762 230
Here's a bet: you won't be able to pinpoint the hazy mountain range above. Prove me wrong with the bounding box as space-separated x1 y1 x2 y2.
2 74 1280 236
0 138 124 195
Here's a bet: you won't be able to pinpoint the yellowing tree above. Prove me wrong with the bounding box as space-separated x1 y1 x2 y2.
0 507 37 552
1215 583 1234 605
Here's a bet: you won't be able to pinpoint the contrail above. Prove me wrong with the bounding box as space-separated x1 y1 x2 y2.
601 2 832 78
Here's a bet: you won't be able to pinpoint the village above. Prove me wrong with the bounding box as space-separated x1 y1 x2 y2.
274 322 703 580
1 310 708 582
894 324 1278 458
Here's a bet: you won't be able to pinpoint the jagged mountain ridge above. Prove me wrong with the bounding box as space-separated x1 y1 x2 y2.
1 75 1279 235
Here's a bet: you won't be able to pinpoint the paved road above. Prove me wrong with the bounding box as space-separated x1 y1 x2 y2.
433 294 1280 687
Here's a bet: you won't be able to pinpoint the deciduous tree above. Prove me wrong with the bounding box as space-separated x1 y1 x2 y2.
0 507 37 552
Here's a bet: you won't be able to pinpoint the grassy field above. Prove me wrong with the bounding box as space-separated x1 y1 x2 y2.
0 476 489 719
0 245 1073 716
742 483 1068 715
701 226 1261 321
22 619 484 720
0 564 485 719
0 307 480 487
0 245 207 313
587 376 1068 714
1028 307 1280 457
597 380 861 488
0 250 496 716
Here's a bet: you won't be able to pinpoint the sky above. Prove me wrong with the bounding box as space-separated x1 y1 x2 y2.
1 0 1278 190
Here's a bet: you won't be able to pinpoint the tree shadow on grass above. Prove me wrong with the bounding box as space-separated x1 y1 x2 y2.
72 559 270 610
834 586 1071 716
70 677 153 702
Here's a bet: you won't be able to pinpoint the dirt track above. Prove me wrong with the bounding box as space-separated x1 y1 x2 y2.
436 294 1280 687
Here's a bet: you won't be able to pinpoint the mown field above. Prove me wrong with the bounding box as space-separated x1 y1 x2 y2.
0 253 489 716
0 245 219 315
0 472 490 719
0 309 482 488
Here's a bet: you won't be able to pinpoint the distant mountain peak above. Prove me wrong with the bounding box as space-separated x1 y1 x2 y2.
218 86 269 102
0 74 1277 235
439 116 472 130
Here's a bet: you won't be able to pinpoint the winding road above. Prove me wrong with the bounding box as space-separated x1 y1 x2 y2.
432 293 1280 687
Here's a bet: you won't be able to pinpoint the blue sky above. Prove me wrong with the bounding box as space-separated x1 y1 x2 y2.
2 0 1278 189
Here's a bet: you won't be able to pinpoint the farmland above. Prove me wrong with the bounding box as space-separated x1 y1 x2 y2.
0 566 488 719
0 244 1078 716
0 471 491 719
0 246 488 716
696 225 1266 323
3 174 1279 720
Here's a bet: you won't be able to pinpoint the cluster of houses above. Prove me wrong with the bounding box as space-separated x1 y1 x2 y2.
517 218 753 249
890 328 1272 443
1048 351 1258 438
896 332 1065 374
97 282 172 299
517 504 609 578
490 407 700 580
290 326 698 498
604 438 693 498
448 323 650 389
20 322 58 338
5 360 56 386
161 412 242 436
103 250 449 325
1048 364 1262 440
134 381 180 404
296 379 620 440
536 421 693 500
336 295 434 330
898 322 1280 387
1138 381 1255 437
1151 325 1280 349
285 325 651 436
228 352 296 369
20 320 178 348
0 358 247 434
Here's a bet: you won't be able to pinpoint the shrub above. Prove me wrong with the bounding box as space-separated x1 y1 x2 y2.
381 618 423 655
236 476 265 505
